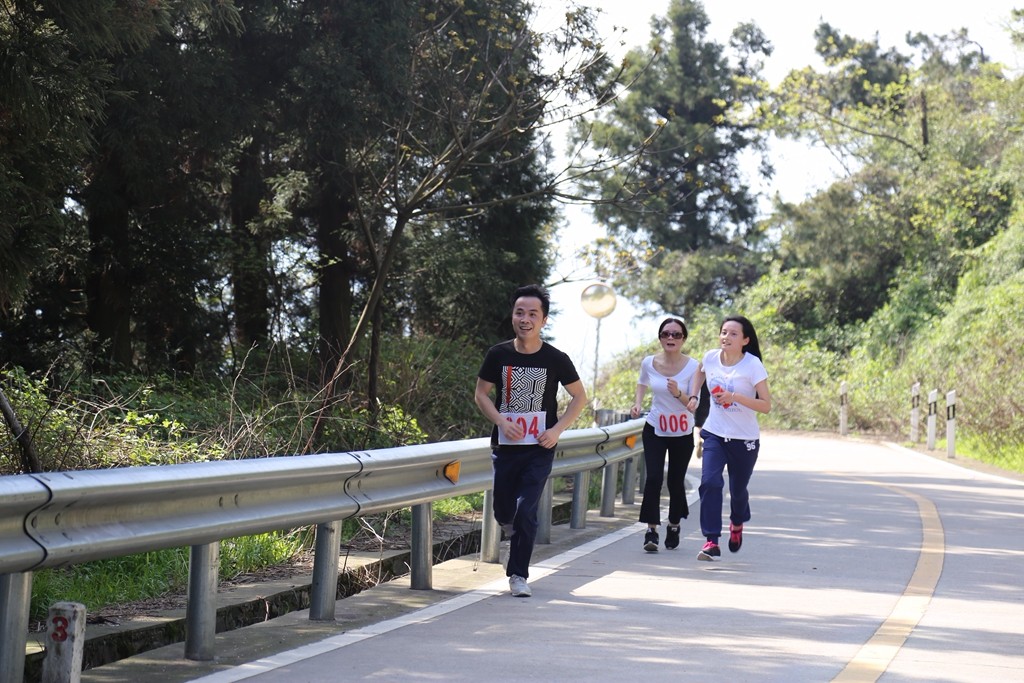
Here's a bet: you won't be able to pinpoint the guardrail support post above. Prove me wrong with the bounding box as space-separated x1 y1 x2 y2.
185 541 220 661
0 572 32 683
536 479 553 544
927 389 938 450
570 471 589 529
839 381 848 436
946 390 957 459
600 462 617 517
410 503 433 590
621 455 637 505
480 490 499 563
310 521 342 619
910 382 921 442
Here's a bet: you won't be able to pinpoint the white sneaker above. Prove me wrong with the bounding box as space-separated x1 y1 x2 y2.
509 574 532 597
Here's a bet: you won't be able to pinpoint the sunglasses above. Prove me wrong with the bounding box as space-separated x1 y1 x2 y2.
659 331 684 340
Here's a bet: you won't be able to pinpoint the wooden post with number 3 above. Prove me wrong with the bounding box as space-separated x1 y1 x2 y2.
42 602 86 683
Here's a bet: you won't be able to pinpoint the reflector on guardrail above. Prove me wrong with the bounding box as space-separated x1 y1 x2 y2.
443 460 461 484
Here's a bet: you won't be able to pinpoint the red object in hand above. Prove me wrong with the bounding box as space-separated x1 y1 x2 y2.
711 385 732 408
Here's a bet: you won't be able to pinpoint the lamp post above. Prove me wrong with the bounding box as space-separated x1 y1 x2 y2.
580 282 616 413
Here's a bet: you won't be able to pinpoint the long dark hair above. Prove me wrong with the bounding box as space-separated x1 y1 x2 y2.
723 315 762 360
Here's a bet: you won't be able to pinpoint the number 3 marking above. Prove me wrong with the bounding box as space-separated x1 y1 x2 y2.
51 615 69 642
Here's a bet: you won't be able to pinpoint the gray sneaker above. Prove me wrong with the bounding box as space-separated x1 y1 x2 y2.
509 574 532 597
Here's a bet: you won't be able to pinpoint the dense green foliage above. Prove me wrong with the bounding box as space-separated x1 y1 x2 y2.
1 0 622 459
0 345 443 475
576 0 774 314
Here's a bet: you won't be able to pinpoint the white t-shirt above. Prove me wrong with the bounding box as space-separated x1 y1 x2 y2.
638 355 699 437
700 350 768 441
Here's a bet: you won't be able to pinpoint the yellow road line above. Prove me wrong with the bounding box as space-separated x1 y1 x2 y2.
832 481 945 682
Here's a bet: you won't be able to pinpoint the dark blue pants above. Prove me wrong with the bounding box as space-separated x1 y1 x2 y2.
491 445 554 579
638 423 693 526
698 431 759 540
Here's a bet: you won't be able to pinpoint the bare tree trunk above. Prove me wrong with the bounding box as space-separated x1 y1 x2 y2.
308 211 410 450
0 386 42 473
229 140 272 356
367 302 382 417
306 171 357 450
85 154 134 371
920 91 929 149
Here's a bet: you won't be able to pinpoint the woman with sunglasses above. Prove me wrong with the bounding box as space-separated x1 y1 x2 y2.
630 317 700 552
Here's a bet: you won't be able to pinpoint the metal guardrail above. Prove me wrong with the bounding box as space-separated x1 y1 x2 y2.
0 418 645 682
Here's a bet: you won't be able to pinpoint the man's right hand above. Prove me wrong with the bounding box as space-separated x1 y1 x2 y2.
499 417 525 442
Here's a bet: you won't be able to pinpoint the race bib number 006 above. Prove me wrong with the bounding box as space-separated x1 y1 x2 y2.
655 412 690 437
499 411 546 445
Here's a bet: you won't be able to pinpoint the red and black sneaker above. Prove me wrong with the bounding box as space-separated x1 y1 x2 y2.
697 540 721 561
729 523 743 553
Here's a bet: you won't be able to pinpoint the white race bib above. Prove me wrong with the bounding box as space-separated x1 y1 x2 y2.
654 411 691 437
498 411 546 445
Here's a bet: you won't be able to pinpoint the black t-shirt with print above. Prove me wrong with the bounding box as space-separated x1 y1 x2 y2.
477 340 580 449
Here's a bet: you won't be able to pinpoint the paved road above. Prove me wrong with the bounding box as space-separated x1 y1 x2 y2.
83 433 1024 682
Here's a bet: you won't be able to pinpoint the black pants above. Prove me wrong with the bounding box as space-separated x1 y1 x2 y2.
491 445 554 579
638 422 694 526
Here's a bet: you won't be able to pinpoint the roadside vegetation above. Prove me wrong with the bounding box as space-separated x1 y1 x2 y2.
2 342 496 621
599 217 1024 475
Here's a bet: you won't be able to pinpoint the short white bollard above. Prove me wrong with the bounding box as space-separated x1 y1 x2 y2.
839 381 848 436
946 390 957 459
910 382 921 442
42 602 86 683
926 389 938 450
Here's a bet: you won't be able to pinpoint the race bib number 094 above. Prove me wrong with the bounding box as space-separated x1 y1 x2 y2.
499 411 546 445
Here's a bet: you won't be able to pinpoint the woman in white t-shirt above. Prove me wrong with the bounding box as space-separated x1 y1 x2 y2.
686 315 772 561
630 318 700 552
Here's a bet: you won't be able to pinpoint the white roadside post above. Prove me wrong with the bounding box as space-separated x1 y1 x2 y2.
927 389 938 450
41 602 86 683
910 382 921 442
839 381 848 436
946 389 957 459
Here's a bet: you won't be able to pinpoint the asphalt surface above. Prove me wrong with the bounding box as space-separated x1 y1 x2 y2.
80 433 1024 682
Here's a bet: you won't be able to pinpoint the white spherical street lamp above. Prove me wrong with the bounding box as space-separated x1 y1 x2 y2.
580 282 616 319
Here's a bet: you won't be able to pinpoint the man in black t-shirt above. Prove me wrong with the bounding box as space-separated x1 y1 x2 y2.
474 284 587 597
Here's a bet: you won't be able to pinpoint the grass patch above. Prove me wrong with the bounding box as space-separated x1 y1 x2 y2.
30 530 307 621
432 493 483 520
31 549 190 619
953 435 1024 475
